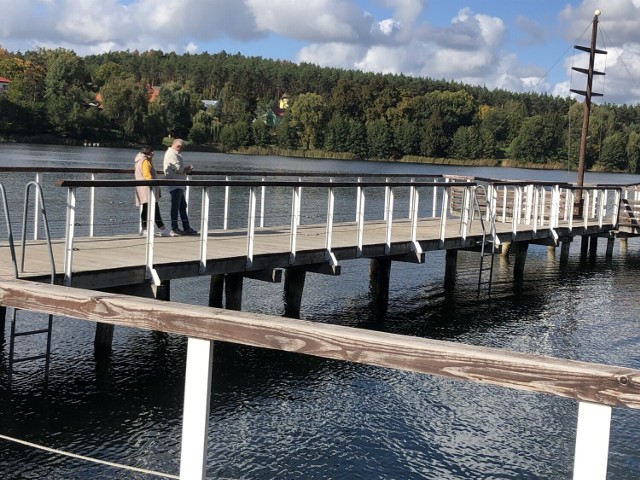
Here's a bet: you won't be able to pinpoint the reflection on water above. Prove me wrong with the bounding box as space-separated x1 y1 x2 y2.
1 145 640 478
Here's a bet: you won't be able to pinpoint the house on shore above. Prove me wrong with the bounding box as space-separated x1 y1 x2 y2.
0 76 11 94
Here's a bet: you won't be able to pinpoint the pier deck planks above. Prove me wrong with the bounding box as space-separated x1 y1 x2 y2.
0 216 612 289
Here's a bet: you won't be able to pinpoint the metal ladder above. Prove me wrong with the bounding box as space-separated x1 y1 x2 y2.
471 185 497 297
1 181 56 387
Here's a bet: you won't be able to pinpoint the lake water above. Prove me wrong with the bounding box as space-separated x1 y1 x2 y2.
1 144 640 479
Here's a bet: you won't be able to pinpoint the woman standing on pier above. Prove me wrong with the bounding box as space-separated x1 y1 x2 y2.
134 146 176 237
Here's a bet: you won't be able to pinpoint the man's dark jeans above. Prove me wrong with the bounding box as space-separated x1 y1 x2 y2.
170 188 190 231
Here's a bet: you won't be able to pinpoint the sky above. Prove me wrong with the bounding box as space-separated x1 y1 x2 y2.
1 0 639 105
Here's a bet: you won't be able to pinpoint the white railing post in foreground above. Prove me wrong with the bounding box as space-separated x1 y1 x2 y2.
179 337 214 480
573 401 612 480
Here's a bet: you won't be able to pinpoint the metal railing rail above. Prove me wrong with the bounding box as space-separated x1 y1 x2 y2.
53 178 475 286
0 183 19 279
20 182 56 278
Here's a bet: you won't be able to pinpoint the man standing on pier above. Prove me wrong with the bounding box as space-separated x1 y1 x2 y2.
163 138 198 236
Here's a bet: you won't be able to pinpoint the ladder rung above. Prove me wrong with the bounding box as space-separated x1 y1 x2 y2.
13 328 51 337
11 354 48 364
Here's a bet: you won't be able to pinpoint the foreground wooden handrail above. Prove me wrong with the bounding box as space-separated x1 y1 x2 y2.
1 278 638 409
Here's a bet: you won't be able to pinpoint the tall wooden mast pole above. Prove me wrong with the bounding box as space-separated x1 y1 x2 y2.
572 10 605 215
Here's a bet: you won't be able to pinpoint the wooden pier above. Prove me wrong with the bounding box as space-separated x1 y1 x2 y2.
2 168 640 479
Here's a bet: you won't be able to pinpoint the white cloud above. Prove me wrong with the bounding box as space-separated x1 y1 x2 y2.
0 0 639 104
245 0 373 43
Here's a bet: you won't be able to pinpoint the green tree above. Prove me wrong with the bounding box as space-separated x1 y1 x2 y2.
289 93 328 150
392 118 420 156
275 115 299 149
598 130 629 171
158 82 192 138
367 119 394 159
627 130 640 174
421 112 449 157
324 114 350 152
219 120 251 151
100 76 148 141
346 119 368 159
509 114 565 163
189 109 216 144
43 49 91 136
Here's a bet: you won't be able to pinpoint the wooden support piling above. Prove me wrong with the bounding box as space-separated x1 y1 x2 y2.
95 282 169 353
560 241 571 266
94 323 115 354
369 258 391 316
513 242 529 281
581 236 589 258
209 274 224 308
589 236 598 259
444 249 458 290
619 237 628 253
284 269 306 319
605 237 615 259
224 273 243 311
0 305 6 342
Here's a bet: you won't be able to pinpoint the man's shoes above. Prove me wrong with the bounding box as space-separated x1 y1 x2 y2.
171 228 183 236
159 226 178 237
183 228 199 236
140 229 147 237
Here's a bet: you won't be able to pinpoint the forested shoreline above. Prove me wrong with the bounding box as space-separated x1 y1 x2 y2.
1 46 639 173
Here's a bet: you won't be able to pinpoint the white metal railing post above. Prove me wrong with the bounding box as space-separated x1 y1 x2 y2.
408 178 415 220
551 185 560 229
185 174 191 216
460 186 471 239
439 186 450 245
512 187 521 236
246 186 256 268
598 190 605 228
569 190 575 231
383 178 390 221
484 183 496 220
432 183 437 218
540 187 547 227
199 187 210 274
355 177 362 222
384 186 394 254
572 401 612 480
584 191 590 229
33 172 41 239
591 189 597 219
179 337 214 480
502 186 508 223
612 189 621 227
89 173 96 237
145 187 160 285
410 186 422 255
63 187 77 286
525 184 533 224
223 176 230 230
289 185 301 264
459 186 468 238
260 178 266 228
325 183 335 258
487 184 496 222
532 187 540 234
356 185 365 257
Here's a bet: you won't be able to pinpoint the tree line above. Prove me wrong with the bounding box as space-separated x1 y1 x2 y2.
1 46 640 172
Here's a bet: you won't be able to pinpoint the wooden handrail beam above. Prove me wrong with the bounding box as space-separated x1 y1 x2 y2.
1 278 639 409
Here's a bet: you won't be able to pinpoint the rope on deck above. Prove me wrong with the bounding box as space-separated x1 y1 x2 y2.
0 433 180 479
